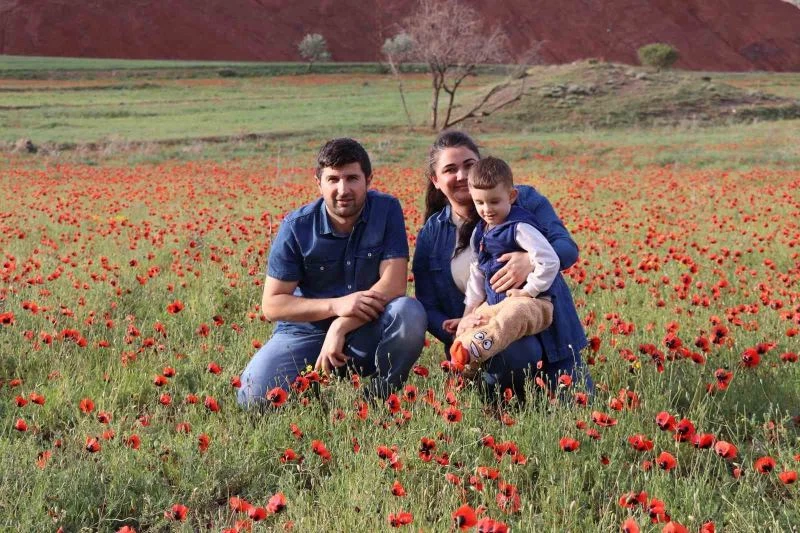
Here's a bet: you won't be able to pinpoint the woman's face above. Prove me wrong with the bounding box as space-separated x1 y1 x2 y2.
431 146 479 209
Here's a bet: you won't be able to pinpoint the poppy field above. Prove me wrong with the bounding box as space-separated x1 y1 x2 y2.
2 69 800 531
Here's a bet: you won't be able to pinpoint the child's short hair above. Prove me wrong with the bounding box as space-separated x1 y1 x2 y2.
467 156 514 190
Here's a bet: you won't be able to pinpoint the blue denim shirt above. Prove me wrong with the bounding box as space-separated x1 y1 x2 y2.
412 185 586 362
268 190 409 335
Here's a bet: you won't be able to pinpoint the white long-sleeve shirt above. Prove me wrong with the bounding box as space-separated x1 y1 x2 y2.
464 222 560 307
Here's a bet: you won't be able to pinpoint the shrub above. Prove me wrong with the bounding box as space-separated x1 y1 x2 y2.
637 43 679 70
298 33 331 72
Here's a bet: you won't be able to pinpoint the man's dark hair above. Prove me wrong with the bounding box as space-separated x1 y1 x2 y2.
315 138 372 179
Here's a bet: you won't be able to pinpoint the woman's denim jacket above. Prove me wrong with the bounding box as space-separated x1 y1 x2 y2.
412 185 587 362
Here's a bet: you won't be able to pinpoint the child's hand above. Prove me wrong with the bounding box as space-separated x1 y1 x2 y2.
442 318 461 334
506 288 532 298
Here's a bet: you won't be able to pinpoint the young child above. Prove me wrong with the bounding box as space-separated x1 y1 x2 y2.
450 156 559 376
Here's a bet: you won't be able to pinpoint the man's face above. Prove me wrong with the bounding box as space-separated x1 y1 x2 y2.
317 162 371 225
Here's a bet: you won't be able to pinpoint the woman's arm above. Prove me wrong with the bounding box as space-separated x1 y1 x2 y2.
412 225 453 344
517 185 579 270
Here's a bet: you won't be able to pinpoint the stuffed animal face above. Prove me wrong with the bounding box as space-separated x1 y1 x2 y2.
469 331 494 360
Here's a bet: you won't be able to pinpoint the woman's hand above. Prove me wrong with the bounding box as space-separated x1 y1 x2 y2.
490 251 532 293
442 318 461 334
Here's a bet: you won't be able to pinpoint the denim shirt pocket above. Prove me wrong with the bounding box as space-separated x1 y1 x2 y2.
303 257 342 295
354 244 384 290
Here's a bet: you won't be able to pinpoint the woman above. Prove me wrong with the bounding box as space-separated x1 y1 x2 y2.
412 130 591 402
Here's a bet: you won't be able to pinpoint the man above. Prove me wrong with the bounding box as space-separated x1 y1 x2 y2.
238 138 427 406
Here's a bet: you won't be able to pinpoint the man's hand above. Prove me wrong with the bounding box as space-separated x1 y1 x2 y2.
315 323 349 374
443 318 461 334
490 251 532 294
506 288 533 298
331 290 388 321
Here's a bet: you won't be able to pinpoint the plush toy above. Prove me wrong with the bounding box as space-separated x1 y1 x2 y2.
449 297 554 378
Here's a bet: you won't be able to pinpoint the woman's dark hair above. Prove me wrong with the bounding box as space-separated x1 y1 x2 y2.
424 130 480 222
315 138 372 178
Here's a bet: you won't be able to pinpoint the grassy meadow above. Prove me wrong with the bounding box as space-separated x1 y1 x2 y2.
1 57 800 532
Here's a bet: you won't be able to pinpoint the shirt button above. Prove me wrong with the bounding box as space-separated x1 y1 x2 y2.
347 285 352 289
346 261 351 265
367 252 372 257
320 266 325 271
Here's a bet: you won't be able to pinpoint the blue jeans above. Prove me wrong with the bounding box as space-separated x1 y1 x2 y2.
237 297 427 407
482 347 594 405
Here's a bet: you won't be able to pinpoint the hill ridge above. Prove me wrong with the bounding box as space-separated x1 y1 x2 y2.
1 0 800 71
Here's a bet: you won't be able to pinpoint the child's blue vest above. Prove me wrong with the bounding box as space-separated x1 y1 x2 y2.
473 205 550 305
472 204 586 361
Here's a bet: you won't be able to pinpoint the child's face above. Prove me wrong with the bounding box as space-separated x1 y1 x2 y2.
469 183 518 226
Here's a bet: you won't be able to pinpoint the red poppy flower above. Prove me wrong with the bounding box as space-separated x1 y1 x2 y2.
475 517 509 533
443 406 462 423
266 492 286 514
124 434 141 450
97 411 112 424
621 517 640 533
204 396 220 412
691 433 716 449
627 434 654 452
591 410 618 427
166 300 184 314
656 451 677 471
778 470 797 484
247 506 268 521
85 437 101 453
159 393 172 406
412 365 429 377
674 418 695 442
452 504 478 529
559 437 580 452
79 397 95 414
291 375 310 393
153 375 168 387
165 503 188 521
388 511 413 527
386 393 401 414
618 491 648 509
780 352 798 363
266 387 288 407
28 392 45 405
230 375 242 388
290 423 303 439
311 440 331 462
206 361 222 374
198 433 211 452
713 440 738 460
14 418 27 432
117 526 137 533
740 347 760 368
754 456 776 474
391 480 406 497
229 496 252 513
662 522 689 533
655 411 676 431
699 521 716 533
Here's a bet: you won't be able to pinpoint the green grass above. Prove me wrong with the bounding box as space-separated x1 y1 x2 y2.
2 57 800 529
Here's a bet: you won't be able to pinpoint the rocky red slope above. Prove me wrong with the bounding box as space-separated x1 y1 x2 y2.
2 0 799 71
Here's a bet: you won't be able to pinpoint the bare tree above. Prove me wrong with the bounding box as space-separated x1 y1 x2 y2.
401 0 508 130
298 33 331 73
382 32 415 129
